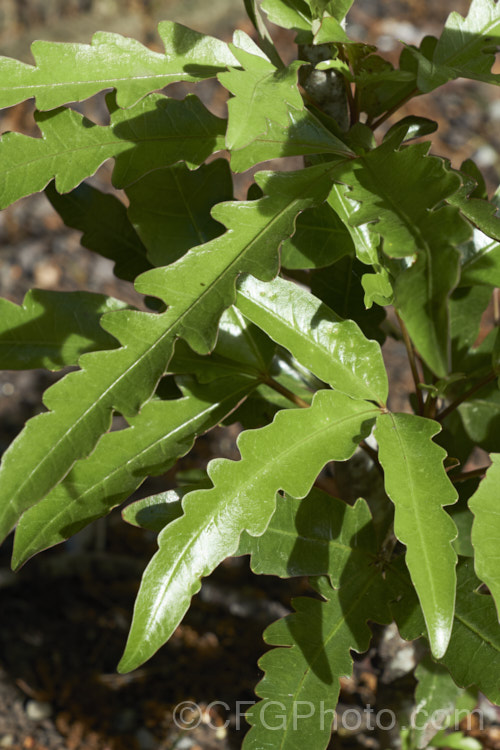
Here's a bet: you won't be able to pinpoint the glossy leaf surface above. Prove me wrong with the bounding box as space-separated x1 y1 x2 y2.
236 274 388 404
375 413 458 658
118 390 379 672
12 377 254 567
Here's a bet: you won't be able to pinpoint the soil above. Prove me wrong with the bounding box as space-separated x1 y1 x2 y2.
0 1 499 749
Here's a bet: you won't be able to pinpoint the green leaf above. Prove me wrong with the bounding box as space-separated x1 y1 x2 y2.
0 22 238 110
45 182 152 283
440 559 500 704
169 305 275 383
236 274 388 404
310 258 387 344
218 34 304 150
12 376 254 568
412 0 500 92
468 454 500 618
260 0 313 40
0 291 126 370
334 140 464 259
375 413 458 658
245 573 391 749
458 382 500 453
122 487 198 533
0 163 333 545
0 93 226 208
126 160 233 266
412 655 465 749
449 286 493 369
118 389 379 672
280 201 354 269
238 489 375 583
231 108 352 173
459 230 500 287
327 183 381 266
388 556 500 704
393 241 461 377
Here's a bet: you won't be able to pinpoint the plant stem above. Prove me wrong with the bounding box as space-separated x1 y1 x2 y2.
436 370 497 423
450 466 490 483
360 440 384 477
264 377 311 409
369 87 420 131
395 311 424 415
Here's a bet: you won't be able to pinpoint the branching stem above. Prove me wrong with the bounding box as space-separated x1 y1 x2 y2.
436 370 497 423
450 466 490 483
264 377 310 409
369 87 420 131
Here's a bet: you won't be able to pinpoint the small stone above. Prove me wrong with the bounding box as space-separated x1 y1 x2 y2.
25 700 52 721
0 734 15 747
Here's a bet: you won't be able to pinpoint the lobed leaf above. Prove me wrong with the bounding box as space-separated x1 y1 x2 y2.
238 489 375 584
236 274 388 404
118 389 379 672
12 377 254 568
218 33 304 150
468 454 500 618
244 513 391 750
45 182 152 283
0 163 334 545
411 0 500 92
0 94 226 208
0 291 126 370
0 22 238 110
126 160 233 267
230 108 353 173
375 413 458 658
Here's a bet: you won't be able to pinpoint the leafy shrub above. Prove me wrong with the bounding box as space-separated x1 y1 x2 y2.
0 0 499 746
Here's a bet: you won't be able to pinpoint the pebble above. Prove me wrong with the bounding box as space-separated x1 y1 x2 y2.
25 700 52 721
0 734 15 747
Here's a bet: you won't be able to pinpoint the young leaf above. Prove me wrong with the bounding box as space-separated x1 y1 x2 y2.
238 489 375 583
45 182 152 283
218 34 304 150
0 22 238 110
12 376 254 568
0 94 226 208
236 274 388 404
126 160 233 267
118 389 379 672
0 163 334 545
375 413 458 658
0 291 126 370
468 454 500 618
